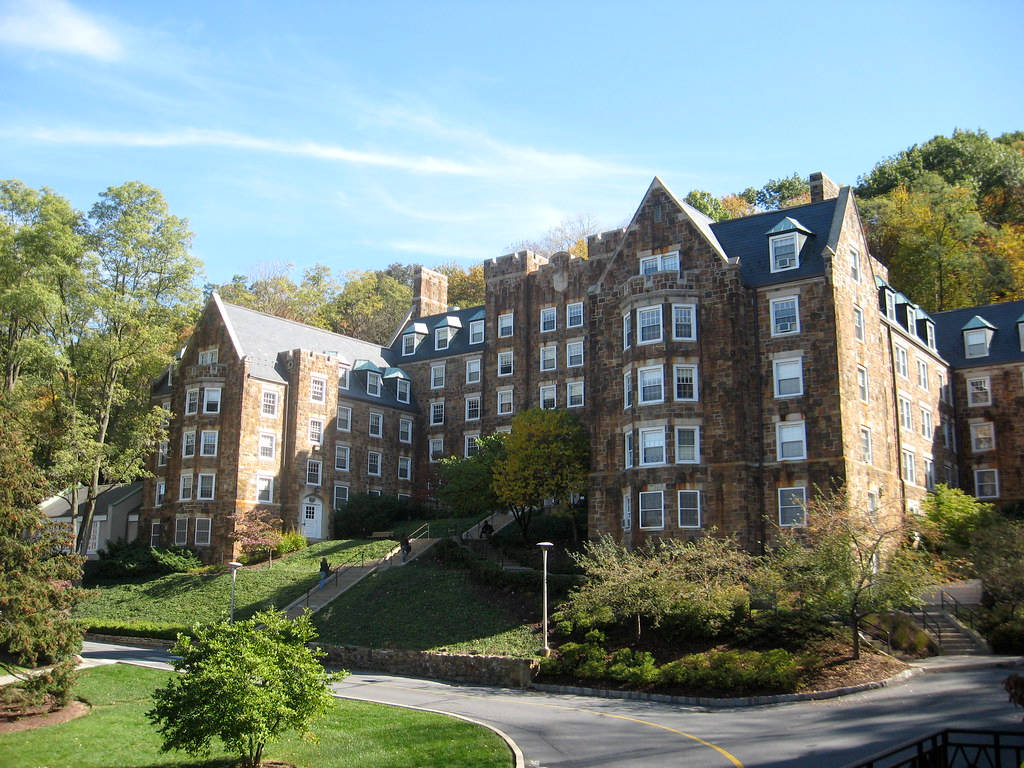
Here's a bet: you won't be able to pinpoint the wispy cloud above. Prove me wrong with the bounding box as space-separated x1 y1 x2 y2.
0 0 121 60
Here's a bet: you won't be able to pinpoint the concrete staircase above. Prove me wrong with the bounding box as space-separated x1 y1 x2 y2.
916 580 989 656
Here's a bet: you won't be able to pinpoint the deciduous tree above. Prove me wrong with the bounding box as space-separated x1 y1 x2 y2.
435 433 506 517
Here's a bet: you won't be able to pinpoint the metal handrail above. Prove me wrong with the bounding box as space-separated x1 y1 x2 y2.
860 618 892 652
301 557 365 609
939 588 978 630
905 605 943 645
845 728 1024 768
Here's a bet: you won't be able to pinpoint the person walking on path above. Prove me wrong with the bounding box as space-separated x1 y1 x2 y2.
400 535 412 563
319 557 330 589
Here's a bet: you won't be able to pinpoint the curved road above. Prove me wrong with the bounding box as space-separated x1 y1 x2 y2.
81 641 1023 767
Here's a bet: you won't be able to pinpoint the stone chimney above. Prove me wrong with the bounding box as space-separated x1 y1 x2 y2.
809 172 840 203
412 266 449 318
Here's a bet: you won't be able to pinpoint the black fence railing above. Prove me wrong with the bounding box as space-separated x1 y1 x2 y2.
845 729 1024 768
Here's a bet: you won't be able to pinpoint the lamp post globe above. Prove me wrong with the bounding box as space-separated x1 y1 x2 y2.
537 542 554 656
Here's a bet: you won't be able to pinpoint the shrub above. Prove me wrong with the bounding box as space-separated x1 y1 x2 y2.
151 546 203 573
431 539 582 596
90 540 202 581
542 629 607 680
79 618 194 642
607 649 660 686
659 648 808 694
333 493 428 538
276 530 307 556
736 609 839 650
986 619 1024 654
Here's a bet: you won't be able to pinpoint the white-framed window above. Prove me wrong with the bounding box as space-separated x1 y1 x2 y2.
867 490 878 518
399 417 413 444
301 459 320 488
368 490 382 497
368 411 383 437
540 306 556 333
466 358 481 384
366 372 382 397
150 521 162 548
435 326 453 351
623 313 632 349
430 401 445 426
338 365 350 390
975 468 999 499
539 385 556 410
261 388 278 416
200 429 218 457
367 451 381 476
431 362 446 389
675 426 700 464
779 487 807 527
566 340 584 368
540 345 557 371
639 490 664 529
333 484 349 508
154 479 166 507
860 426 873 464
309 418 324 445
469 319 484 344
850 246 861 282
86 519 101 554
398 456 412 480
639 426 666 466
497 350 513 376
773 358 803 398
770 234 799 271
776 421 807 461
337 404 352 431
466 395 481 420
257 475 274 504
157 441 168 467
179 472 193 501
567 380 584 408
678 490 701 528
429 437 444 462
310 376 326 403
185 388 200 415
925 459 936 490
672 304 697 341
967 377 991 406
917 360 929 390
624 431 634 468
896 395 912 431
921 408 933 439
883 289 896 321
566 301 584 328
197 473 216 500
497 388 513 415
638 365 664 405
770 297 799 336
902 450 916 484
182 429 196 458
853 305 865 342
622 492 632 531
964 328 990 359
497 312 514 338
639 251 679 275
674 364 698 401
203 387 221 414
894 345 908 378
194 517 211 547
335 444 350 472
637 305 662 344
938 371 951 403
174 516 188 546
197 347 218 366
464 434 480 458
397 379 410 404
402 333 417 356
857 365 869 403
970 422 995 452
623 371 632 409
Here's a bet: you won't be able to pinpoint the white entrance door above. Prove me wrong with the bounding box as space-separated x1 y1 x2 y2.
301 497 322 539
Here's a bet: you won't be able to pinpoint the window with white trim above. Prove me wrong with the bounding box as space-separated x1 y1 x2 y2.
338 365 350 389
429 437 444 462
857 365 869 403
157 441 168 466
200 430 218 457
897 396 912 431
497 388 513 415
198 347 218 366
185 388 199 415
638 366 664 404
257 475 273 503
850 247 861 282
497 312 513 338
678 490 701 528
86 520 101 554
150 521 162 548
198 473 216 500
623 371 632 409
902 450 916 484
639 427 666 466
779 487 807 526
860 426 873 464
310 376 326 403
497 350 513 376
367 451 381 476
203 387 221 414
639 490 664 529
770 234 799 271
398 456 412 480
894 345 908 378
366 372 382 397
868 491 878 518
179 473 193 501
335 444 350 471
399 417 412 443
917 360 929 390
466 358 481 384
396 379 410 404
333 484 349 508
770 297 799 336
194 517 211 547
368 411 383 438
921 408 933 439
674 364 698 401
464 434 480 458
925 459 936 490
975 468 999 499
309 418 323 445
964 328 990 358
430 401 445 426
853 305 865 342
337 404 352 431
637 305 662 344
567 380 584 408
539 385 556 410
431 362 445 389
672 304 696 341
884 289 896 321
970 422 995 452
773 358 803 398
776 421 807 461
675 426 699 464
566 340 584 368
540 345 556 371
624 431 634 468
155 479 166 507
466 395 481 420
402 333 416 356
967 377 991 406
305 459 322 486
639 251 679 275
567 302 584 328
435 326 453 351
623 314 632 349
182 430 196 458
175 517 188 546
261 388 278 416
622 492 631 531
469 320 484 344
540 306 556 332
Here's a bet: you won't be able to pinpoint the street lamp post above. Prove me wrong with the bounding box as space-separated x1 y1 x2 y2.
228 561 242 622
537 541 553 656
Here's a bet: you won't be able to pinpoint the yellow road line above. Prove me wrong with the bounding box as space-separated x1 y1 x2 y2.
341 680 744 767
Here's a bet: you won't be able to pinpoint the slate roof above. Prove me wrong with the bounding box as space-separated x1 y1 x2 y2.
41 482 142 520
710 198 842 288
932 300 1024 369
390 304 487 363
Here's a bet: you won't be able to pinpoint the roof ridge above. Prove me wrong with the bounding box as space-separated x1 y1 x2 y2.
219 299 387 351
932 298 1024 317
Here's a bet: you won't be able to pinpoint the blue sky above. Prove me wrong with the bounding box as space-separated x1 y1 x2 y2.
1 0 1022 285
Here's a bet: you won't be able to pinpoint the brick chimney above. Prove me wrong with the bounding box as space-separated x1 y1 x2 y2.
809 172 840 203
412 266 449 318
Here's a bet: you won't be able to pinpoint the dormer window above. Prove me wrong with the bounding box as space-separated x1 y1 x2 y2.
925 321 937 351
366 372 382 397
962 315 995 359
435 326 453 351
766 218 810 273
402 334 417 356
1018 320 1024 352
639 251 679 276
882 289 896 321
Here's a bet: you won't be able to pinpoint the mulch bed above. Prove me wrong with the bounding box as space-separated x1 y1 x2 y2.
0 700 90 733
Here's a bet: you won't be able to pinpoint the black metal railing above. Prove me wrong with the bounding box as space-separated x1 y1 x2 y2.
939 588 979 631
846 729 1024 768
861 618 893 653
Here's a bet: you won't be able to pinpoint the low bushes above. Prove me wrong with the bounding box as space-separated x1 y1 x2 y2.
431 538 583 596
333 494 431 538
86 539 203 582
78 618 192 642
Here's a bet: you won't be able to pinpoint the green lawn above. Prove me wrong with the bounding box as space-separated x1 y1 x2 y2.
314 557 540 657
76 540 394 627
0 665 511 768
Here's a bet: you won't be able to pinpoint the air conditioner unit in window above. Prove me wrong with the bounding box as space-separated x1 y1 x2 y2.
775 256 795 269
776 321 794 333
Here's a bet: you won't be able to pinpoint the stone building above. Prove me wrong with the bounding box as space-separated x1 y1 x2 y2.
140 173 1024 561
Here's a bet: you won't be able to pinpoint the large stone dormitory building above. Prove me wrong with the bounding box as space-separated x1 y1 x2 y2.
139 173 1024 562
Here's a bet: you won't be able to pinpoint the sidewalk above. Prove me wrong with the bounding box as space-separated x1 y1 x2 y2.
909 653 1024 673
